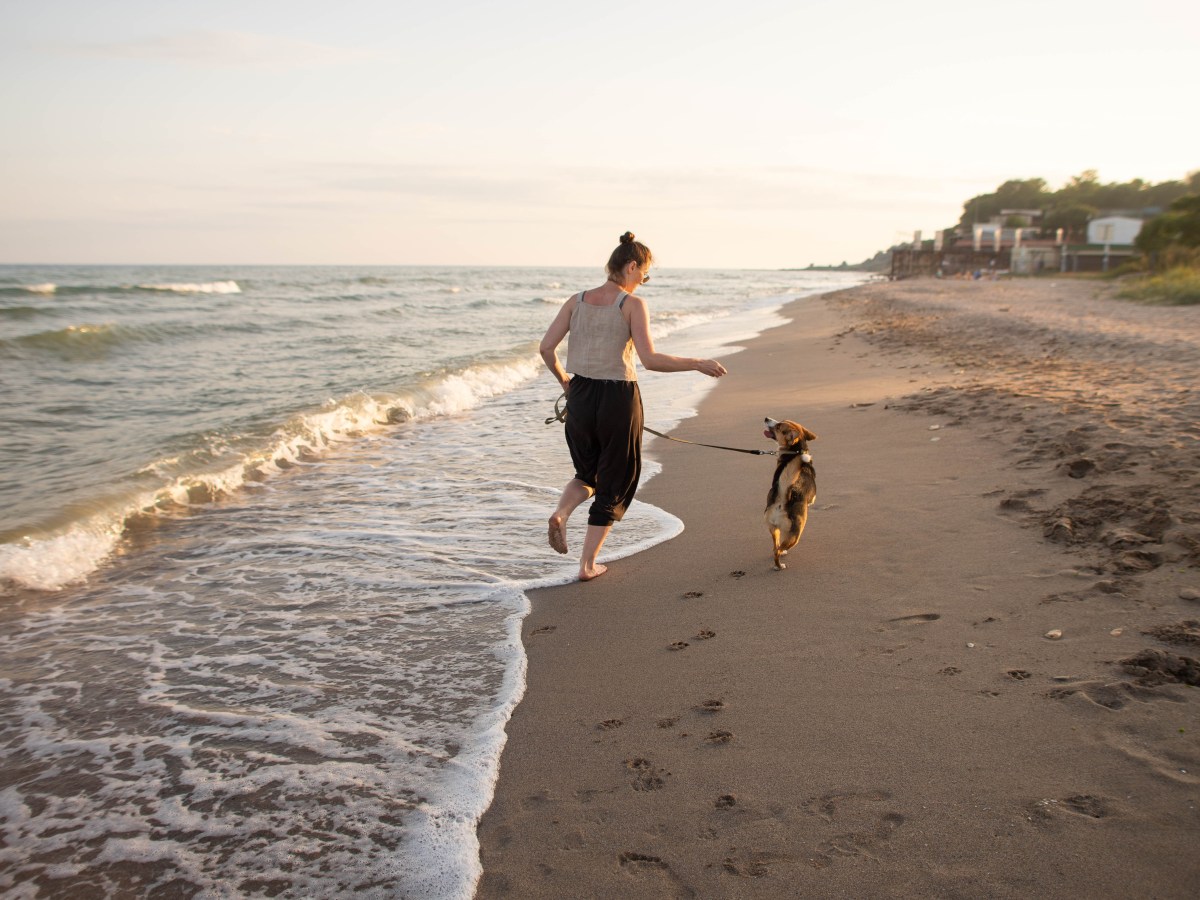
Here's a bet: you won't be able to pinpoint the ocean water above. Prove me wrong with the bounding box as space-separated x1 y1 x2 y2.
0 265 866 897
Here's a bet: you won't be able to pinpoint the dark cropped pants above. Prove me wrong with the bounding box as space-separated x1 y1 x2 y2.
564 376 643 527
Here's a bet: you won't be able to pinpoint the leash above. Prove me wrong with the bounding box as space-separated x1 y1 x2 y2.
545 392 796 458
642 425 781 456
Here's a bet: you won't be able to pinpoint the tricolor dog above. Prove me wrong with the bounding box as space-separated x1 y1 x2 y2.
763 417 818 569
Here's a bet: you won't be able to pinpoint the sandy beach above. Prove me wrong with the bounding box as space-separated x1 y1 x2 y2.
476 277 1200 898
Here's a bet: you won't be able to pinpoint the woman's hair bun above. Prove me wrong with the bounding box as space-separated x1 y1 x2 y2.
606 231 652 276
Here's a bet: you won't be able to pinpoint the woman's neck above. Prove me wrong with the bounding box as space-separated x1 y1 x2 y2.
606 275 637 292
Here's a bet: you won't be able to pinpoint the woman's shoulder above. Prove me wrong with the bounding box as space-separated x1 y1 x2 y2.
621 291 648 311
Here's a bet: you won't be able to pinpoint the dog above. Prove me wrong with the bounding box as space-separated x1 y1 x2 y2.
763 417 818 569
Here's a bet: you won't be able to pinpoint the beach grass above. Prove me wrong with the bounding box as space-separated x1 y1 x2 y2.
1118 266 1200 305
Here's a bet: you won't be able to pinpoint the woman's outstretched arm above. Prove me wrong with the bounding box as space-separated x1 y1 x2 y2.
626 294 727 377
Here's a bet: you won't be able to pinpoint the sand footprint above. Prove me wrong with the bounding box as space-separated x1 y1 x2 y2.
722 849 792 878
618 851 667 869
815 812 905 864
889 613 941 625
1027 794 1116 825
877 613 941 636
618 851 694 897
626 757 670 791
1122 648 1200 687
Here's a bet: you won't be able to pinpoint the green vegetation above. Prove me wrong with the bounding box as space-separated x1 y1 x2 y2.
1118 267 1200 306
1135 195 1200 260
804 247 892 272
1115 194 1200 304
959 170 1200 240
829 169 1200 284
957 171 1200 305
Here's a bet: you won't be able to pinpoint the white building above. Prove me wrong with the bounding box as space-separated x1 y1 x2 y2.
1087 216 1143 246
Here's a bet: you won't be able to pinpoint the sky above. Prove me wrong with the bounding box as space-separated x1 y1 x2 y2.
1 0 1196 269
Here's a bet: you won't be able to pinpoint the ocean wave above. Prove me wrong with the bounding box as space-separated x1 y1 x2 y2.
1 280 241 298
0 513 129 592
136 281 241 294
0 305 51 320
651 308 729 340
0 284 57 297
384 356 541 423
5 316 270 360
4 323 123 360
3 321 236 360
0 354 542 592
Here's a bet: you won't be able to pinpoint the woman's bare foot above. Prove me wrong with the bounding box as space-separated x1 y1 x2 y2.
548 515 568 554
579 563 607 581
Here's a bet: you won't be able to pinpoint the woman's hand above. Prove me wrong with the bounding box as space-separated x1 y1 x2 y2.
695 358 728 378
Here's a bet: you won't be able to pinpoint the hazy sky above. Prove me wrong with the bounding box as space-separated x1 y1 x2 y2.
1 0 1196 268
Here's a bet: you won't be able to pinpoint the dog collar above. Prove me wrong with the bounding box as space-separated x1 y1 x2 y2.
780 447 813 463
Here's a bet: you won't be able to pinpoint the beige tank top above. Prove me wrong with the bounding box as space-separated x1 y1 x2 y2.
565 290 637 381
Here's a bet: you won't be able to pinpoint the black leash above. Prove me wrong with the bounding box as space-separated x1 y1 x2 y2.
545 392 790 458
641 425 780 456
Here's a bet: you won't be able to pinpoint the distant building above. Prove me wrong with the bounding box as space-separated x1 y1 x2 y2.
1086 216 1143 246
996 208 1044 226
891 210 1149 279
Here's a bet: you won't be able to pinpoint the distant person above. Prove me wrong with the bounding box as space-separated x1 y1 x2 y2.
539 232 727 581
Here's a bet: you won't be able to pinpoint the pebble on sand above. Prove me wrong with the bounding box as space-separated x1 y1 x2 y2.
1045 629 1063 640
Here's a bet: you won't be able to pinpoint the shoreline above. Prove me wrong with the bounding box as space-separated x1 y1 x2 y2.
476 278 1200 898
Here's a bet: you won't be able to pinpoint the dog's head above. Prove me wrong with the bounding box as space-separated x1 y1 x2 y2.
763 417 817 448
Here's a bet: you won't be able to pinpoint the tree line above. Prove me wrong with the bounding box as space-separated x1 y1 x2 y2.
958 169 1200 239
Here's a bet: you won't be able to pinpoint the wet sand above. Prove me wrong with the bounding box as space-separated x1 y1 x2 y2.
476 277 1200 898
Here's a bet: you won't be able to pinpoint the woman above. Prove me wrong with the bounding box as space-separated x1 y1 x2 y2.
540 232 727 581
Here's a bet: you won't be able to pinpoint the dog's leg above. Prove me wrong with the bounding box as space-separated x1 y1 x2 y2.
770 526 785 570
779 510 809 561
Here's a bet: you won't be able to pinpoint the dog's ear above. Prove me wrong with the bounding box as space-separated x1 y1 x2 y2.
802 428 818 442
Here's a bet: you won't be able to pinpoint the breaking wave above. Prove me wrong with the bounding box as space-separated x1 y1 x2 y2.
0 280 241 298
0 354 542 591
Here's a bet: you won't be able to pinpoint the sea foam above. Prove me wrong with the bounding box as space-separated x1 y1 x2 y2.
0 353 543 592
136 281 242 294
